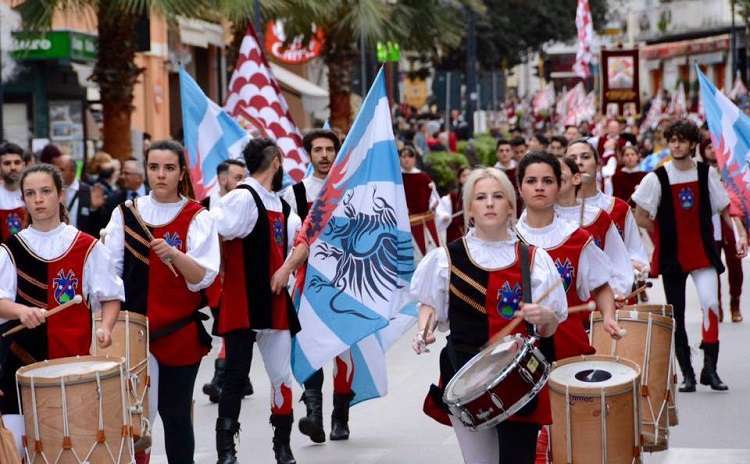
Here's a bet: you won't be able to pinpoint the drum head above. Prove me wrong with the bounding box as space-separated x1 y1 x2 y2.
20 360 120 379
550 359 638 390
445 336 524 402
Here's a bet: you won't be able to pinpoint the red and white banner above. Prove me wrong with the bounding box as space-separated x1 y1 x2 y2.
224 23 308 181
265 20 325 65
573 0 593 79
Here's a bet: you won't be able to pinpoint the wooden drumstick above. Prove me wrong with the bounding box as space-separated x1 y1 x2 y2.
487 277 563 345
620 281 653 301
567 301 596 314
2 295 83 338
124 200 179 277
422 312 434 341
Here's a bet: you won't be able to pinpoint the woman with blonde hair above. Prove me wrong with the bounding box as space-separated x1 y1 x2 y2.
411 167 566 463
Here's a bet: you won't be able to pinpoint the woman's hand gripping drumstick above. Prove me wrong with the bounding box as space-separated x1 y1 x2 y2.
125 199 179 277
2 295 83 337
413 309 436 355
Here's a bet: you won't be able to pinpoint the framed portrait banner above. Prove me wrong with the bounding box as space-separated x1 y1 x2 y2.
601 48 640 115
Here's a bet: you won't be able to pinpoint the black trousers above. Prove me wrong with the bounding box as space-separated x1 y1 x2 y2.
497 421 540 464
662 272 690 351
218 329 256 420
157 361 200 464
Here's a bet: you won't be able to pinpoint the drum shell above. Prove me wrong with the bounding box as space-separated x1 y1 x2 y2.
443 336 549 430
92 311 149 439
16 355 133 464
590 310 674 451
549 355 642 464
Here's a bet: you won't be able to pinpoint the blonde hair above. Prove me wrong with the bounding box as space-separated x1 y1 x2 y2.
462 167 517 230
87 151 113 176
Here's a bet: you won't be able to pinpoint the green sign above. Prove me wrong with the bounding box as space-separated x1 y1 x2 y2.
11 30 97 62
376 41 401 63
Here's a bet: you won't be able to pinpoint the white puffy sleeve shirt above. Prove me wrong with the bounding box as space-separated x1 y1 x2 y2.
409 230 568 329
103 194 219 292
0 224 124 318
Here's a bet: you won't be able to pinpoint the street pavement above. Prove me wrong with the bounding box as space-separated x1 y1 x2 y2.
151 259 750 463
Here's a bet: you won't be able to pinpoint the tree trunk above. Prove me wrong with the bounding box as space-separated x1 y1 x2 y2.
92 0 143 160
325 49 356 131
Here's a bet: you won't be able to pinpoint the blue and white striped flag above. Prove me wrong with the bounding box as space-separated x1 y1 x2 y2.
639 148 671 172
291 68 417 404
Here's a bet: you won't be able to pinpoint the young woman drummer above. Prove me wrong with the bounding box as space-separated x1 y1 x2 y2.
0 164 123 455
103 140 220 464
411 167 567 464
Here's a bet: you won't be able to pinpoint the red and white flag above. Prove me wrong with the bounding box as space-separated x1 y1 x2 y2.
224 24 308 181
573 0 593 79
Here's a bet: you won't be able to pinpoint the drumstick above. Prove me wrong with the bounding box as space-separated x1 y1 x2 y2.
124 200 178 277
422 312 434 341
451 210 463 219
568 301 596 314
487 277 563 345
2 295 83 338
619 281 653 301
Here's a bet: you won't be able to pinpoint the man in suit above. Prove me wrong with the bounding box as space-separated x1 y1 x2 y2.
109 158 148 206
52 155 108 237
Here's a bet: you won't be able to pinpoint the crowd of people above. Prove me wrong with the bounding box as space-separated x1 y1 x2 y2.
0 104 746 464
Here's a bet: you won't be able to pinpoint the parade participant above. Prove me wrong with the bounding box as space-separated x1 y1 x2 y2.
611 144 645 203
566 139 650 275
437 166 471 244
0 163 122 455
202 159 254 404
701 139 744 323
515 151 623 360
400 144 441 257
52 155 109 237
104 139 220 464
554 157 634 298
632 119 747 392
0 142 26 243
281 129 358 443
213 138 305 464
494 139 517 173
547 136 567 159
510 136 528 162
563 125 580 143
411 167 567 464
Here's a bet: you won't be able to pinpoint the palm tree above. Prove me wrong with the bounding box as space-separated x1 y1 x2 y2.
17 0 207 159
261 0 478 130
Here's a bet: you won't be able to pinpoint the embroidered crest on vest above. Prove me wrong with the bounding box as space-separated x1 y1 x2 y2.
497 281 522 319
52 269 79 304
7 212 22 235
554 257 575 292
163 231 183 249
678 187 695 210
272 217 284 246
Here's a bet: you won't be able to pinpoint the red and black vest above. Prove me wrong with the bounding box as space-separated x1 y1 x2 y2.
446 190 464 244
218 184 301 335
607 196 631 239
403 171 433 215
121 200 211 366
612 169 645 205
583 208 613 250
544 228 597 361
444 239 551 425
650 163 724 275
292 182 312 221
0 207 26 243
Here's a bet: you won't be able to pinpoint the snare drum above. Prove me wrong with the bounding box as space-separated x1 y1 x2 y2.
92 311 150 439
16 356 134 464
443 334 550 430
622 304 673 319
549 355 641 464
590 310 674 451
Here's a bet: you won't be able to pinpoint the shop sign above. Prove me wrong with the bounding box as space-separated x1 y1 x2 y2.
265 20 325 64
11 30 97 62
377 41 400 63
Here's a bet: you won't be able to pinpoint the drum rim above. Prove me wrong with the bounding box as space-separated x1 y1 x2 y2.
548 355 641 396
94 310 148 326
591 310 674 329
622 304 673 313
16 355 126 386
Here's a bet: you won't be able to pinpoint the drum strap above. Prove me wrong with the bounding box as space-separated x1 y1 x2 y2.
149 310 212 347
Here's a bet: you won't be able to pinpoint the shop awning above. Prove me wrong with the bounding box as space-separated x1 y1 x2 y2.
641 34 730 61
177 16 224 48
269 62 329 112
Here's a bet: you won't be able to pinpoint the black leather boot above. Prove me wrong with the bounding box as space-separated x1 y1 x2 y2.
215 417 239 464
675 344 696 393
203 358 226 403
700 342 729 391
298 389 325 443
330 392 354 441
270 414 296 464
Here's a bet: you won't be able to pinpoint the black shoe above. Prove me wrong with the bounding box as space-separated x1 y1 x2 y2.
299 389 325 443
243 377 254 397
271 414 297 464
675 344 696 393
216 417 239 464
700 342 729 391
203 358 226 403
330 392 354 441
